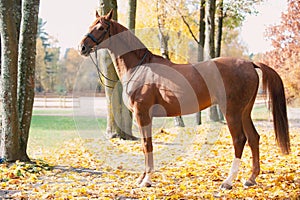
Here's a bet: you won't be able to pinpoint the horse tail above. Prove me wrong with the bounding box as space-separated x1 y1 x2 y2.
253 62 290 155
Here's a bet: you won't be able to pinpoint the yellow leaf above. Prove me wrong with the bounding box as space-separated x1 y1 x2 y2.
180 183 187 190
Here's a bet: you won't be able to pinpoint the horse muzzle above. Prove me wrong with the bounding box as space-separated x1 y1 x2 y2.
80 43 93 56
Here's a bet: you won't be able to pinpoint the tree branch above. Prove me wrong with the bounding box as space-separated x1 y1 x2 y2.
180 15 199 44
162 0 199 44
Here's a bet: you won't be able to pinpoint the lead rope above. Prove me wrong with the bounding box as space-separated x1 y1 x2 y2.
89 50 118 89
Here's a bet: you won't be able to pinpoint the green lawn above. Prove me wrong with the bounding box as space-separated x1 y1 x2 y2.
28 115 107 154
30 115 107 131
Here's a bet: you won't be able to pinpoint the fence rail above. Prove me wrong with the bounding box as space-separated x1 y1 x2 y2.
33 95 80 108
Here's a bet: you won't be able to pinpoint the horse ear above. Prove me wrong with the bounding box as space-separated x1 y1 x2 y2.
105 9 113 20
96 10 100 18
95 10 100 18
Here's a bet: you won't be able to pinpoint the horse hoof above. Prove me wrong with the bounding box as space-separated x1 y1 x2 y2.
220 183 232 190
244 180 257 187
136 173 146 185
139 180 152 187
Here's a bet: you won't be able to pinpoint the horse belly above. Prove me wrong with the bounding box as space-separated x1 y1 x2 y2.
155 85 211 117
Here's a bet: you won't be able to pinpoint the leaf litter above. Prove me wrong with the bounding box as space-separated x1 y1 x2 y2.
0 124 299 199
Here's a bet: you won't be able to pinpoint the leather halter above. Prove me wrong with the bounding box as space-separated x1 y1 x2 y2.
85 19 149 89
85 20 111 45
85 20 117 88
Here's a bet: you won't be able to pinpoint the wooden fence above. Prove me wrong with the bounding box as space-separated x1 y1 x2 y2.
33 95 80 108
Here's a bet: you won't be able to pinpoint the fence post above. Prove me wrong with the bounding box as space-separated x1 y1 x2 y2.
44 95 47 108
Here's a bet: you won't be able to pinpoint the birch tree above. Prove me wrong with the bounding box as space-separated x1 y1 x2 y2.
0 0 40 161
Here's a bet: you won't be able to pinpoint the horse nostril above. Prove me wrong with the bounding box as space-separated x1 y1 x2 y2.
81 45 86 52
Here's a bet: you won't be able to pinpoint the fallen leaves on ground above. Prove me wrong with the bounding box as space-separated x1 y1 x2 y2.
1 123 299 199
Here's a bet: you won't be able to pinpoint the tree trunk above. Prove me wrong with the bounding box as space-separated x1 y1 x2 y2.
127 0 136 33
98 0 136 140
100 52 120 138
17 0 40 159
98 0 119 139
204 0 221 122
0 0 39 161
0 37 1 75
0 0 22 161
196 0 206 125
156 0 170 60
215 0 223 58
204 0 216 60
215 0 224 121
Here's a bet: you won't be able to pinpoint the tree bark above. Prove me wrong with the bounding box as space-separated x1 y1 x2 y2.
127 0 136 33
196 0 206 125
215 0 223 58
215 0 224 121
0 37 1 75
99 0 119 138
0 0 39 161
204 0 216 60
198 0 206 63
17 0 40 159
0 0 22 161
99 0 136 140
204 0 221 122
99 51 120 137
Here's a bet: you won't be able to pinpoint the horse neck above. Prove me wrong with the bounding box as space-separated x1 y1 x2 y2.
107 21 151 79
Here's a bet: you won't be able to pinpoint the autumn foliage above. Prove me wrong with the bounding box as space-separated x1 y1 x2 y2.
262 0 300 105
0 124 299 199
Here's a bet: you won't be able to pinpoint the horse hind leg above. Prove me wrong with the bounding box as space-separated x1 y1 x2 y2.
220 114 247 190
242 113 260 187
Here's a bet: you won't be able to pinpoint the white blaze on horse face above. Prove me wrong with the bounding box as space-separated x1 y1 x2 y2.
223 158 241 186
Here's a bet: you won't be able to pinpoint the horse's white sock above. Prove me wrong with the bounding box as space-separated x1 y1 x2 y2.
139 173 152 187
223 158 241 186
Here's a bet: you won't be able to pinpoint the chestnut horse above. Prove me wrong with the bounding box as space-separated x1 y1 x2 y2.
80 10 290 189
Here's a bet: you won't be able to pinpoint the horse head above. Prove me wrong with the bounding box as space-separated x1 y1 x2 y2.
80 9 113 56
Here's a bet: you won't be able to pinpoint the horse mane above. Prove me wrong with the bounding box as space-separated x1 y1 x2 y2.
108 18 153 63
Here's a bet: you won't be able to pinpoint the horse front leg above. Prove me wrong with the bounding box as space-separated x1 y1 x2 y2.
135 112 154 187
137 136 154 187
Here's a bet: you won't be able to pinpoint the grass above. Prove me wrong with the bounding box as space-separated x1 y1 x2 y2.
30 115 107 131
29 115 107 153
32 109 74 116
